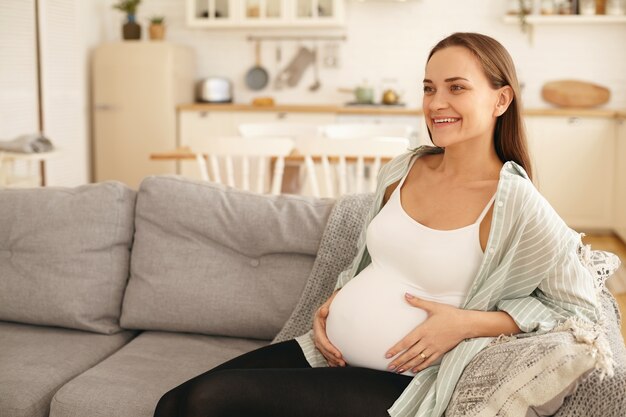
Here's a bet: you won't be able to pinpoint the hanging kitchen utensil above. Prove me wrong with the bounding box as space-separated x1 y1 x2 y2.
323 42 339 68
274 42 283 90
274 46 315 88
309 43 321 92
245 40 269 91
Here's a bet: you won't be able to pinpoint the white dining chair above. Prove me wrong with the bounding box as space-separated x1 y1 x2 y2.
297 137 409 198
319 123 415 141
194 137 295 195
237 123 321 194
238 123 320 139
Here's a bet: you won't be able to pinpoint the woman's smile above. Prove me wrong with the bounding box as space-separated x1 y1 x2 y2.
431 117 462 128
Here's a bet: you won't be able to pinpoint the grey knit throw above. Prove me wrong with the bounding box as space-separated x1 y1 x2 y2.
553 288 626 416
273 193 374 343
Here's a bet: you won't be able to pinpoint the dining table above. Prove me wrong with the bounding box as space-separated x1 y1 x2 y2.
149 146 394 195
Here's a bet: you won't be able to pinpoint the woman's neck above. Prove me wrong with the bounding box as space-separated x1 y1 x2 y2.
432 138 503 183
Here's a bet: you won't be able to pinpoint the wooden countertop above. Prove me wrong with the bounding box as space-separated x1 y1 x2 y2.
523 108 620 118
178 103 422 116
178 103 622 118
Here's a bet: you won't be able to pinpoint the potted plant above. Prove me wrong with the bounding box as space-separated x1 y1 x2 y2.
149 16 166 41
113 0 142 40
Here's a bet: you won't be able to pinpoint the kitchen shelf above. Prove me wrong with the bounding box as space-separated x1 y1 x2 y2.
503 14 626 24
504 14 626 45
186 0 345 28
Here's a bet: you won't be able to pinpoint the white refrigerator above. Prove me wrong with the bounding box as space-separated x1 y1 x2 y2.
92 42 196 189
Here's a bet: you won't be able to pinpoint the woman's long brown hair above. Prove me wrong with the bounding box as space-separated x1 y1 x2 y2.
426 32 533 181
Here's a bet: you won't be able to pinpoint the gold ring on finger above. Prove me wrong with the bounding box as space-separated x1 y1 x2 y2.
419 352 427 360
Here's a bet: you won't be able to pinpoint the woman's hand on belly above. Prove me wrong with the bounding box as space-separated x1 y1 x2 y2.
385 293 469 374
313 290 346 367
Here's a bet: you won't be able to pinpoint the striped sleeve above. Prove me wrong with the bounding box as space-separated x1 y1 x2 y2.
495 188 599 333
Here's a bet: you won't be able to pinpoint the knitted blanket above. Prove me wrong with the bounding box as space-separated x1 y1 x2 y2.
553 287 626 417
273 193 374 343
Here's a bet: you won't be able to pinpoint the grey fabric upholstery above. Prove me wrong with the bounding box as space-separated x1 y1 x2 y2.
121 176 334 340
49 331 268 417
0 321 136 417
273 192 375 342
554 288 626 416
0 182 136 334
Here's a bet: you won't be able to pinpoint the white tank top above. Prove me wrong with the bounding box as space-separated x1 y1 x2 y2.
325 157 495 375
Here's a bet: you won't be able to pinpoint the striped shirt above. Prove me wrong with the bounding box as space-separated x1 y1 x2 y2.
295 145 599 417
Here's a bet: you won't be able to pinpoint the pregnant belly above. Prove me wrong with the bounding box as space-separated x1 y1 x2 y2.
325 266 429 375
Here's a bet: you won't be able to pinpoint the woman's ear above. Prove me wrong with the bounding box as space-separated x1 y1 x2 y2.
494 86 514 117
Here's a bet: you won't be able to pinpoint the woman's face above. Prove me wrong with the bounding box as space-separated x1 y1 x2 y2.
423 46 505 149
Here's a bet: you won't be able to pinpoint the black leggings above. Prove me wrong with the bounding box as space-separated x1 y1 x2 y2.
154 339 413 417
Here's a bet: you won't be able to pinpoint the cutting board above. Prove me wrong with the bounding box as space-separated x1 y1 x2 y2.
542 80 610 108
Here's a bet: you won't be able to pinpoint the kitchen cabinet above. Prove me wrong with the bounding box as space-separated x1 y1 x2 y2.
615 117 626 243
186 0 345 28
179 109 336 179
290 0 344 27
525 115 615 231
178 108 622 234
336 113 425 148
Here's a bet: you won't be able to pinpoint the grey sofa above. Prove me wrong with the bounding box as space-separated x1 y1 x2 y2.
0 175 624 417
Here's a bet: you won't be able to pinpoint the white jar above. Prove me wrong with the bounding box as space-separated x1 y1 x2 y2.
606 0 625 15
579 0 597 14
541 0 556 14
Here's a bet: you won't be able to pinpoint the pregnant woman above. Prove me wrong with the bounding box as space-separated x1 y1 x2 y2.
154 32 598 417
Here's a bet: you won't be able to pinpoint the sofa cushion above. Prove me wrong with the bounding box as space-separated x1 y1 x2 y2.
445 330 597 417
50 331 267 417
274 192 375 342
0 182 136 333
446 288 626 417
121 176 334 340
0 321 136 417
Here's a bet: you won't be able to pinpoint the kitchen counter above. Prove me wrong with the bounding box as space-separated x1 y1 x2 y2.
178 103 623 118
523 108 621 118
178 103 422 116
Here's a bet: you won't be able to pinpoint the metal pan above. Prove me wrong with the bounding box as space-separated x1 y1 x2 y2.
245 41 269 90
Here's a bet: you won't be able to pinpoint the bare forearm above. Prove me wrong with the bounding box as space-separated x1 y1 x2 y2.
462 310 521 339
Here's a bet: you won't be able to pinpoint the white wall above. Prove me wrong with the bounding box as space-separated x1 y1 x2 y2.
95 0 626 109
0 1 39 139
12 0 616 185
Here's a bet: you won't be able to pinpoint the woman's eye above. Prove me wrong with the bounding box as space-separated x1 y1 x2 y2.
423 86 434 94
450 84 464 92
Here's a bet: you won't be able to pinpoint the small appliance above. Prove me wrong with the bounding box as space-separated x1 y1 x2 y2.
197 77 233 103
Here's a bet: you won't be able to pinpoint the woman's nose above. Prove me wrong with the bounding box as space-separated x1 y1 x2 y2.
428 91 448 111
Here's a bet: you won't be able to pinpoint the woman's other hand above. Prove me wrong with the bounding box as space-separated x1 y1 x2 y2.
385 293 469 374
313 290 345 367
